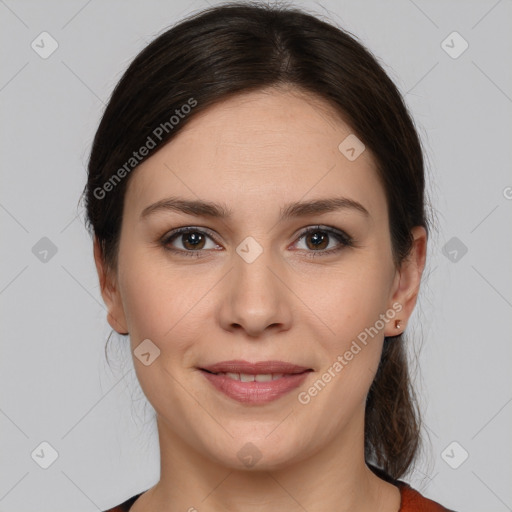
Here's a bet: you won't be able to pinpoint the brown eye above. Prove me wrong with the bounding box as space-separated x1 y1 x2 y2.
160 225 353 259
161 227 220 257
295 226 353 257
304 231 329 250
180 231 206 251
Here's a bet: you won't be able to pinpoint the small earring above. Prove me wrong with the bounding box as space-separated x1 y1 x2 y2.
394 319 402 330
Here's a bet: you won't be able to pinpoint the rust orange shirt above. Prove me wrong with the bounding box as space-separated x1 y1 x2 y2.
104 480 456 511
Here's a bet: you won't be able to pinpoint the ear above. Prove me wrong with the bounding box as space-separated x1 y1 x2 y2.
93 236 129 335
384 226 427 337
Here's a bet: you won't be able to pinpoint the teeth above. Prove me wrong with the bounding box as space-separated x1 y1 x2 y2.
255 374 272 382
214 372 287 381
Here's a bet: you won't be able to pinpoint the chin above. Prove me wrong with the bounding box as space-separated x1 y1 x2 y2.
202 429 310 472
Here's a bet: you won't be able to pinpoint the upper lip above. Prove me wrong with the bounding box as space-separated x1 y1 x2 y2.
200 360 312 375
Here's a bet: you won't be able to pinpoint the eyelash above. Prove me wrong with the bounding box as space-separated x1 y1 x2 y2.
159 225 354 259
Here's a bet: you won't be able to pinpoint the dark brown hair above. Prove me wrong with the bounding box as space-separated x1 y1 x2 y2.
82 1 430 481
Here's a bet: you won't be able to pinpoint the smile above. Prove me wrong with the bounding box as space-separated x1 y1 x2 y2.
211 372 286 381
198 360 313 405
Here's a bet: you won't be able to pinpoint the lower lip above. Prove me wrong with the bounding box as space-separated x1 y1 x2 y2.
200 370 310 405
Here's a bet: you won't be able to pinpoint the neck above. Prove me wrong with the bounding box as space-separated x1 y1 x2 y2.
134 409 400 512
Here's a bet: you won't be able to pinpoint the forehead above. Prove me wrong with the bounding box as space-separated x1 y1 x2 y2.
123 87 386 224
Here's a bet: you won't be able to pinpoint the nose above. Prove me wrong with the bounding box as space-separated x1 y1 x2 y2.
217 245 293 338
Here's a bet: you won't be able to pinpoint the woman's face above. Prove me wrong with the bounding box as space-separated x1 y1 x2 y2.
95 87 425 470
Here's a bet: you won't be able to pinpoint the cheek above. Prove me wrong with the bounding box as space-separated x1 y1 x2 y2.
118 253 218 364
118 243 185 331
301 262 391 399
307 262 391 342
296 274 387 436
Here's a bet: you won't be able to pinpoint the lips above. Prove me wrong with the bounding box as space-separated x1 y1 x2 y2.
200 360 311 375
198 360 313 405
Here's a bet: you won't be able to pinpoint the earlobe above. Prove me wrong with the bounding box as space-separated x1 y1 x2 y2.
93 236 129 335
384 226 427 337
107 311 129 336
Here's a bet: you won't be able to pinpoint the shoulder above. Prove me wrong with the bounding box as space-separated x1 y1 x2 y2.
102 483 458 512
368 464 457 511
397 481 458 512
102 491 144 512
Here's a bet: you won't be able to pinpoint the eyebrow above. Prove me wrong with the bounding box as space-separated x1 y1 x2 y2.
140 196 370 221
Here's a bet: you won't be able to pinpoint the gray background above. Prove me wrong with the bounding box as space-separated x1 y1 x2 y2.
1 0 511 511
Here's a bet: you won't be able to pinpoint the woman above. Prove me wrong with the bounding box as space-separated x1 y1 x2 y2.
83 2 456 511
